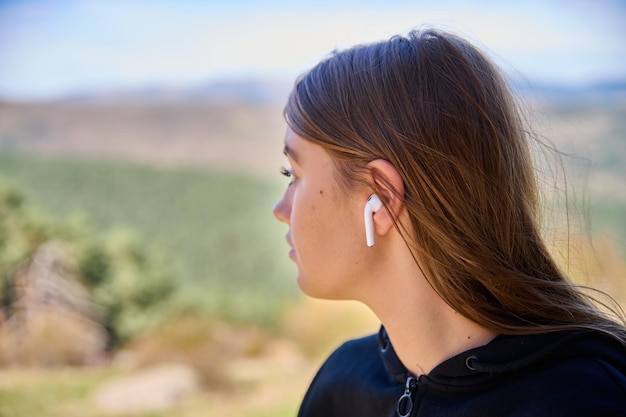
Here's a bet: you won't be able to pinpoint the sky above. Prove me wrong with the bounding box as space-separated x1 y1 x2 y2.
0 0 625 100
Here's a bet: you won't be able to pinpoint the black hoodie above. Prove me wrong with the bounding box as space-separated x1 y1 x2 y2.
298 327 626 416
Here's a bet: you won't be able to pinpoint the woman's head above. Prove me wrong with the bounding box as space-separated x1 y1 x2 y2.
282 29 626 339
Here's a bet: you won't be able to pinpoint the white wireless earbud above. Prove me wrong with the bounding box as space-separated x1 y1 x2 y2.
364 194 383 247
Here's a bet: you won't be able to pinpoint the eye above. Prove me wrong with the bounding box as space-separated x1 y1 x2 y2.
279 166 292 178
280 166 297 185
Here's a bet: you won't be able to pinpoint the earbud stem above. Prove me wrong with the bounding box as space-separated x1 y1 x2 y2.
365 210 376 247
364 194 383 247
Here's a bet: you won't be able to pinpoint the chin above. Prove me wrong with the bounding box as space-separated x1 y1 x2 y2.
296 274 350 301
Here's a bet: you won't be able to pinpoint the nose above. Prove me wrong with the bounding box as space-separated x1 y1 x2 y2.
273 192 291 225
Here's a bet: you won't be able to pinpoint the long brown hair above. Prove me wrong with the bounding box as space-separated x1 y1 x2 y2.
285 29 626 343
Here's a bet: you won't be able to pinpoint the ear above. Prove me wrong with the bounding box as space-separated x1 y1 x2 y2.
366 159 406 239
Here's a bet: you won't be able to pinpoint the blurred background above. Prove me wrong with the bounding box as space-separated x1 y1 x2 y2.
0 0 624 416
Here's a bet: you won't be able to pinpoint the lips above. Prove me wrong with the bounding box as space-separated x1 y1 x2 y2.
285 234 296 260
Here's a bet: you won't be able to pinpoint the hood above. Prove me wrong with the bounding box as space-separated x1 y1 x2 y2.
378 326 626 391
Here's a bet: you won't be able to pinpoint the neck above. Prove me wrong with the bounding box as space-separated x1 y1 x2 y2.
375 295 496 376
358 241 496 376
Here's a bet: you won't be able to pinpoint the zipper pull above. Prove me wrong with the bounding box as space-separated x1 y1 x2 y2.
396 375 417 417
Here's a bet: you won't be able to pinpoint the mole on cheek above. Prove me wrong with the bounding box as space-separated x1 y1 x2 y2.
319 189 324 195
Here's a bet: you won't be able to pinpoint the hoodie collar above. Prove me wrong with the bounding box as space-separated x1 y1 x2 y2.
378 325 593 385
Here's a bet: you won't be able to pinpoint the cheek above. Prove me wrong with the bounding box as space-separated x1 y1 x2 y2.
293 190 359 262
291 191 323 250
289 187 329 259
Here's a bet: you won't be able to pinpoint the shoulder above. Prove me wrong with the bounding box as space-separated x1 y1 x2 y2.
508 331 626 416
549 330 626 382
297 332 401 417
547 332 626 402
323 333 381 369
307 332 395 389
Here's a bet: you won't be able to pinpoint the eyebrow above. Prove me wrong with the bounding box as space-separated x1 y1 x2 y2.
283 144 300 164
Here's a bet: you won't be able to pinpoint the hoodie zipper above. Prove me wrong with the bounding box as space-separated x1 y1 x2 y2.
396 375 418 417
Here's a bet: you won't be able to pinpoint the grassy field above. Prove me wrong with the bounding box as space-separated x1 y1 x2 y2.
0 298 379 417
0 299 379 417
0 366 303 417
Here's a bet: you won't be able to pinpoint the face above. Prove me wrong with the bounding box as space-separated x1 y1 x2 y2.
273 128 370 300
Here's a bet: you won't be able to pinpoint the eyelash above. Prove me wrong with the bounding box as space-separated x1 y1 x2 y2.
279 166 292 178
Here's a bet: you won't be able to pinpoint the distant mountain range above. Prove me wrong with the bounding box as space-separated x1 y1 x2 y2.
54 79 293 105
509 78 626 104
3 77 625 106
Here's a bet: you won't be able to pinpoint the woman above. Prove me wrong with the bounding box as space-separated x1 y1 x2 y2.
273 29 626 416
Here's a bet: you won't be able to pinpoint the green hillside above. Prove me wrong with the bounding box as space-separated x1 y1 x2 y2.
0 154 297 325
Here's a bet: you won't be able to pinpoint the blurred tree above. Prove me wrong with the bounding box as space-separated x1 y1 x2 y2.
0 177 177 364
86 228 176 349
